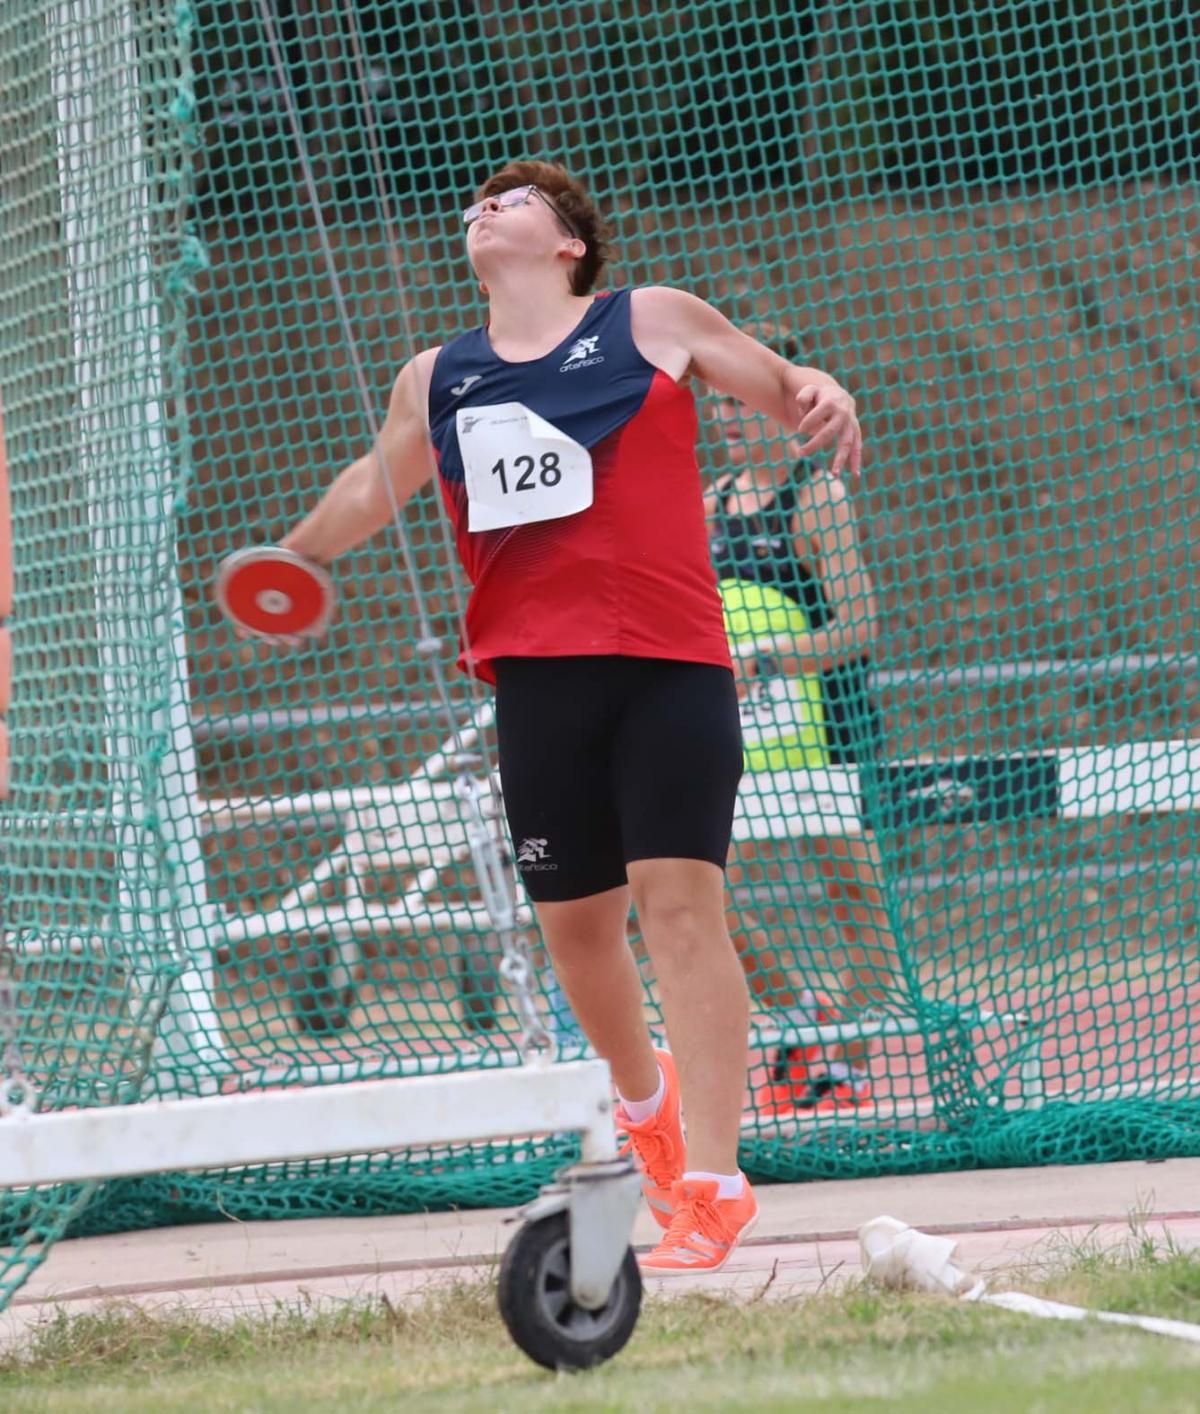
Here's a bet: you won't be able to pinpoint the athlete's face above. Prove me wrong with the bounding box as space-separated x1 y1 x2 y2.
713 397 774 466
464 186 581 284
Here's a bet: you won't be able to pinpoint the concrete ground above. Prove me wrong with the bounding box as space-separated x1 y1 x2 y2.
3 1157 1198 1350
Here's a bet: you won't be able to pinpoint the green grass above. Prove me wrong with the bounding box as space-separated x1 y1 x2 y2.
3 1239 1200 1411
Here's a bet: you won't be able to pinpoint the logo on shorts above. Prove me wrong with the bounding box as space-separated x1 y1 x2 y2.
559 336 605 372
516 837 558 870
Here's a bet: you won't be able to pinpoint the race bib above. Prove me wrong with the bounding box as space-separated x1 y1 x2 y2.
456 402 593 532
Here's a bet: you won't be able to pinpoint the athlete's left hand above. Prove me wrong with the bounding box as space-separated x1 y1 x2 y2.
794 384 862 479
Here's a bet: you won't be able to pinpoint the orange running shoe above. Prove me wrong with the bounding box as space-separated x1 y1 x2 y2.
640 1176 760 1274
614 1048 685 1230
754 990 839 1117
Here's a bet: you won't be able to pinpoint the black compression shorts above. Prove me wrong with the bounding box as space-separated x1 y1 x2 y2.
493 655 744 903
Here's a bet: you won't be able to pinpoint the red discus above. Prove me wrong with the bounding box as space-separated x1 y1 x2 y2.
215 546 335 639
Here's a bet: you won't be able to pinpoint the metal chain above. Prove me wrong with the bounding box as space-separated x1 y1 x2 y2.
0 942 36 1116
455 775 555 1064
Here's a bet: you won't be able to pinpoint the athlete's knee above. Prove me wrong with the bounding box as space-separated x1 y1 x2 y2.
636 893 729 960
643 896 722 941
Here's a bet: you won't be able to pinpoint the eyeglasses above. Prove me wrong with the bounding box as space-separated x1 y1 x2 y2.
462 185 581 241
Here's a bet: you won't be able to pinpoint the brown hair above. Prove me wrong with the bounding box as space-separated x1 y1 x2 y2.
473 160 612 296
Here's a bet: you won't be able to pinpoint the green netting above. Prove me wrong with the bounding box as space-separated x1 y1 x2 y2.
2 0 1200 1308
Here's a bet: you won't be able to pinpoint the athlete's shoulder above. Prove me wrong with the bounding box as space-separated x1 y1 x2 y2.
412 345 443 372
629 287 727 381
630 285 714 320
630 286 732 346
406 345 442 404
433 324 485 361
428 327 488 391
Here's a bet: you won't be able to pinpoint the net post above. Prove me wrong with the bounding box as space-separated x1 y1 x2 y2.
0 393 10 801
48 0 228 1087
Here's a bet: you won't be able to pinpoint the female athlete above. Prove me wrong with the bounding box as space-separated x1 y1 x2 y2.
708 327 900 1117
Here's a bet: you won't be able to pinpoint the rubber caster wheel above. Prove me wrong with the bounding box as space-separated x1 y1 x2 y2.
291 942 358 1034
497 1211 641 1372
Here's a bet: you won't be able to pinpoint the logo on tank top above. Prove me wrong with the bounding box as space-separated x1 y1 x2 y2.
516 836 558 871
450 374 483 397
559 335 605 372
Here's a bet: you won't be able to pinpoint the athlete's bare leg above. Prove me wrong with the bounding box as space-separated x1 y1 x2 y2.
535 860 753 1173
627 857 749 1174
533 884 660 1103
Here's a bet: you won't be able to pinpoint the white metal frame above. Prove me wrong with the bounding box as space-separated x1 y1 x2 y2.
213 700 516 956
210 738 1200 846
0 1058 618 1188
13 707 1200 1126
47 0 227 1079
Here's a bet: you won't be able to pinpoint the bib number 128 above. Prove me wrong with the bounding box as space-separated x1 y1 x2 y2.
491 451 563 495
457 401 592 530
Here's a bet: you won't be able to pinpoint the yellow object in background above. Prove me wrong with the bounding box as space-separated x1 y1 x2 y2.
718 578 829 772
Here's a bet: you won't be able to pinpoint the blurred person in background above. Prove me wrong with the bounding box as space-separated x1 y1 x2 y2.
707 325 901 1117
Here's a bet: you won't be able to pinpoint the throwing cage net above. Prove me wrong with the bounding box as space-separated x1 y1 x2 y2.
2 0 1198 1310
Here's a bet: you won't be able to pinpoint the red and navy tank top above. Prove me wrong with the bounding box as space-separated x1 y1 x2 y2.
427 288 731 683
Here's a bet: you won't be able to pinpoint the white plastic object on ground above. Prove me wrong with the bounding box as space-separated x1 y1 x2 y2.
858 1216 1200 1346
859 1215 981 1297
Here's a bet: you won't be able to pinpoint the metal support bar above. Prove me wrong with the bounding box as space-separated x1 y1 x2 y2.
753 1007 1029 1050
0 1058 617 1187
188 655 1200 741
193 699 470 743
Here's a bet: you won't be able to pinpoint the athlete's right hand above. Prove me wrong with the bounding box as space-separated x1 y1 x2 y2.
215 546 334 647
793 383 862 480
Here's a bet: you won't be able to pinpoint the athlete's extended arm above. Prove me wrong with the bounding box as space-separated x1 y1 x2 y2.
632 287 862 478
281 350 439 566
